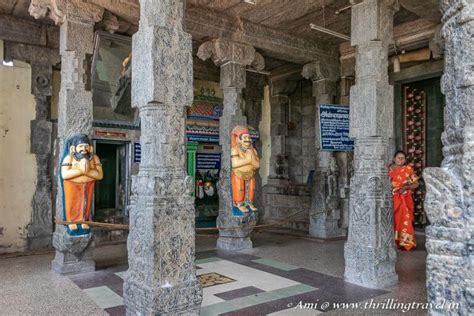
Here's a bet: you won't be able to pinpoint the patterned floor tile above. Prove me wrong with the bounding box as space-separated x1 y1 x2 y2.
199 272 236 288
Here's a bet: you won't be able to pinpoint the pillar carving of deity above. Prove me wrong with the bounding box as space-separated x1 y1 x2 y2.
344 0 399 289
123 1 203 314
198 38 265 250
423 1 473 314
302 61 343 238
4 42 60 250
29 0 103 274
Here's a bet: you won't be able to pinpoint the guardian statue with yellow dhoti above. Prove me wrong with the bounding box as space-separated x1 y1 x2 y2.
230 126 260 216
60 134 103 235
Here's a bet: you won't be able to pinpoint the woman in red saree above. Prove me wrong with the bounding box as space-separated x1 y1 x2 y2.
388 150 419 251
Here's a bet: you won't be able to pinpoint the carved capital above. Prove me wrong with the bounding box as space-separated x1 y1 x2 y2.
197 38 263 68
97 11 119 34
302 61 338 82
29 0 103 25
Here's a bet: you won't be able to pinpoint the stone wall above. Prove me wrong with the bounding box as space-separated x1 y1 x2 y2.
0 46 37 253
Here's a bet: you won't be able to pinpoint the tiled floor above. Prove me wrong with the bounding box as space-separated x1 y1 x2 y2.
68 249 388 316
0 231 428 315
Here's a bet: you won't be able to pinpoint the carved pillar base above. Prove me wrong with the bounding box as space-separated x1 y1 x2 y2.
344 137 398 289
51 231 95 274
309 215 342 238
217 213 258 251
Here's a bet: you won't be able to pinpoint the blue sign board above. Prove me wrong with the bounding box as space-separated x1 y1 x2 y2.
133 142 141 163
196 153 221 170
319 104 354 151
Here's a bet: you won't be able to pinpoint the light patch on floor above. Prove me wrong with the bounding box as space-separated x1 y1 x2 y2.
83 286 123 309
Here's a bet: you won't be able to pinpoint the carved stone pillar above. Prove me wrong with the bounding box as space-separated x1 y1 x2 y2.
4 42 60 250
302 62 343 238
122 1 203 314
198 38 264 250
245 72 267 212
423 1 473 314
260 80 297 223
29 0 103 274
344 0 399 289
267 80 296 184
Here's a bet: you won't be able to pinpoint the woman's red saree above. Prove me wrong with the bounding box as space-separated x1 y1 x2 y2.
388 165 418 250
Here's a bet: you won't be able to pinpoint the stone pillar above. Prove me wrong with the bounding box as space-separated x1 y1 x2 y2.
344 0 399 289
423 1 473 315
245 72 267 212
198 38 264 250
4 42 60 250
302 62 343 238
267 80 296 184
29 0 103 274
123 1 202 314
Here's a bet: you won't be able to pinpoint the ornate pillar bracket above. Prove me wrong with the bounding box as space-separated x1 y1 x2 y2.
29 0 103 274
5 42 60 250
423 2 473 315
198 39 264 250
123 1 202 314
344 0 399 289
302 62 342 239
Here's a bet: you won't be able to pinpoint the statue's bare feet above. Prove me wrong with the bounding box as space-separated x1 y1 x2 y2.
68 224 78 231
82 224 90 229
247 202 257 212
238 205 249 213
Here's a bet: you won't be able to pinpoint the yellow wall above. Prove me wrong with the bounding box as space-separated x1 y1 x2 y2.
0 40 37 253
259 85 271 185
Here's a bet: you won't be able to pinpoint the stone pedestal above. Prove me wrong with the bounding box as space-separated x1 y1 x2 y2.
123 1 202 314
51 231 95 274
302 62 343 238
344 0 399 289
29 0 103 274
423 2 473 315
198 39 264 250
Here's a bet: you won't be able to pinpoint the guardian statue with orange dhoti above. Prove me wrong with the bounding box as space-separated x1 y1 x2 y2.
230 126 260 216
60 134 103 235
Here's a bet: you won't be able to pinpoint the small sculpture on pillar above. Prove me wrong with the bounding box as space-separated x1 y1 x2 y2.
326 156 340 211
60 134 103 235
231 126 260 216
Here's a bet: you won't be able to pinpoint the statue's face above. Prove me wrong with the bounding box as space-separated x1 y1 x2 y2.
75 143 91 154
239 133 252 149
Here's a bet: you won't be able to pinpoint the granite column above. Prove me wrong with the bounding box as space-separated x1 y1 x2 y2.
123 1 203 314
198 39 264 250
302 62 342 238
423 1 473 314
29 0 104 274
344 0 399 288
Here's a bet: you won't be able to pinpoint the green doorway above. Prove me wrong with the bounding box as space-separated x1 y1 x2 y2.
93 142 129 223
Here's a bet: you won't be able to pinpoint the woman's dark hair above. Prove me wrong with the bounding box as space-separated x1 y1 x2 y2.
393 150 406 159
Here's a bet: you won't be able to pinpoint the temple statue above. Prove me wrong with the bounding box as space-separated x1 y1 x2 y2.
60 134 103 235
231 126 260 215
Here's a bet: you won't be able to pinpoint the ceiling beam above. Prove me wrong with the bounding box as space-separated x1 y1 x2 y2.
185 5 339 65
0 14 58 49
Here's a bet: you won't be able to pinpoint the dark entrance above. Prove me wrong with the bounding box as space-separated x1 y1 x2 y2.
93 142 129 224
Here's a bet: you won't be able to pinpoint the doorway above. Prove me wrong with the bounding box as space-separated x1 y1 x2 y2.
398 77 445 226
93 141 130 224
